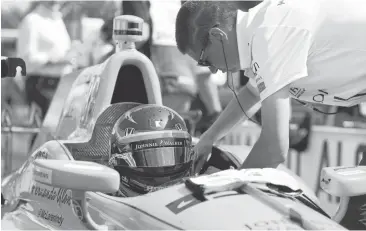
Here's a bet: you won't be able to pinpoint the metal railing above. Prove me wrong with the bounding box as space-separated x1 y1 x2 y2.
1 103 42 176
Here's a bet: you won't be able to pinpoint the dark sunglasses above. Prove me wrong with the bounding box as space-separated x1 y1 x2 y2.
197 26 216 67
197 48 212 67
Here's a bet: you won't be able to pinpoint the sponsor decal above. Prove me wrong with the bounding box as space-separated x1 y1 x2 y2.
256 79 266 93
251 62 266 93
71 199 85 222
33 167 52 184
252 62 260 73
320 177 331 186
31 185 72 207
17 148 51 196
290 87 306 98
133 138 187 151
38 208 64 227
34 148 49 159
312 89 329 103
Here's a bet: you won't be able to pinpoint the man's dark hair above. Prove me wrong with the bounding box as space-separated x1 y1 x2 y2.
175 1 237 54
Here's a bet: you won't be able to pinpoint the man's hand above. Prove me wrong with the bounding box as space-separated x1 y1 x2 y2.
192 134 215 174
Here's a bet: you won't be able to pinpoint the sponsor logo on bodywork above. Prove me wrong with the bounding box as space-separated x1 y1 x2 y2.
312 89 329 103
251 62 266 93
71 199 85 223
33 167 53 184
31 185 72 207
290 87 306 98
34 148 49 159
38 208 64 227
256 77 266 93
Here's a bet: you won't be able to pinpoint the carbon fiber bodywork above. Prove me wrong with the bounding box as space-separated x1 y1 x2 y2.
64 103 141 163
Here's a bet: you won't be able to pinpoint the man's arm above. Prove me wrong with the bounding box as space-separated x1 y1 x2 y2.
201 83 261 142
236 24 312 168
240 86 291 169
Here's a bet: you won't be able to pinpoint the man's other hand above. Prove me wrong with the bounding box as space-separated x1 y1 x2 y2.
192 134 215 174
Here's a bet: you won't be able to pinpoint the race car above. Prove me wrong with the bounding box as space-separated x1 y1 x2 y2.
2 15 366 230
2 100 366 230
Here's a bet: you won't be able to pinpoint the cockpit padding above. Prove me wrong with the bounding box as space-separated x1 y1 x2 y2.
111 65 148 104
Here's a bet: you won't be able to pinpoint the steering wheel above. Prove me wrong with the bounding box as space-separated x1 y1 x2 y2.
198 146 241 175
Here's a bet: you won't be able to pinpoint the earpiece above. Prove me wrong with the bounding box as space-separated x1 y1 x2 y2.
218 32 228 41
210 28 228 41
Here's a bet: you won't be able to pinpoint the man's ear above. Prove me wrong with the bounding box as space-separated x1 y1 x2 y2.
208 27 228 42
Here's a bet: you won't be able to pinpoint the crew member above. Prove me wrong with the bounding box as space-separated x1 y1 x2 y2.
175 0 366 170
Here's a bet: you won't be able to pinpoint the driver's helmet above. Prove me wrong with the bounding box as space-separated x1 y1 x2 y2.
109 104 194 197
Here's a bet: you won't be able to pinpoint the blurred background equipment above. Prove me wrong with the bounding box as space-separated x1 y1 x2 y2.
1 1 120 177
1 57 26 78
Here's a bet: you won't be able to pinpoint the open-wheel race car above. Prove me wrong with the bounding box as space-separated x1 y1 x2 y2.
2 15 366 230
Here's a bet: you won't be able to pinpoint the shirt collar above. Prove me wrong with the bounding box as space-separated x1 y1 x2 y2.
236 10 251 70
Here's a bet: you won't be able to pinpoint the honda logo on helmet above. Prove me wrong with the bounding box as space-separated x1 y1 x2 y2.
149 119 163 128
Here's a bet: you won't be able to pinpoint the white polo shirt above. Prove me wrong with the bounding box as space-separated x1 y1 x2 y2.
238 0 366 107
17 6 71 74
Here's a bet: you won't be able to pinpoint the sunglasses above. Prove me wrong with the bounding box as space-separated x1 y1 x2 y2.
197 48 212 67
197 42 220 74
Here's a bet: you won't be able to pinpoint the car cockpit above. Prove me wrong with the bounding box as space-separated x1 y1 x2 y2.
40 15 163 143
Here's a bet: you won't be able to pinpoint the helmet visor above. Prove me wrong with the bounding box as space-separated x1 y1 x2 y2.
110 137 193 168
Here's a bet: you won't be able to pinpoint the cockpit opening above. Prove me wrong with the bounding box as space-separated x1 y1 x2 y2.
111 65 148 104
